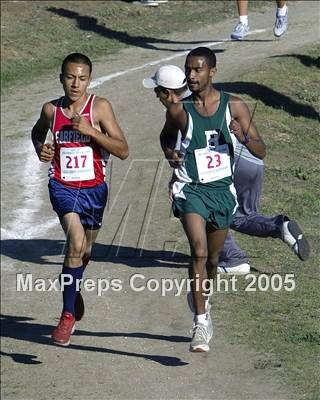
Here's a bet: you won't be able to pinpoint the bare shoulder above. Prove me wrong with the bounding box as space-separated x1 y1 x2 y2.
93 96 114 112
42 101 55 118
32 101 55 131
229 94 245 107
229 94 249 116
167 101 184 118
34 101 55 127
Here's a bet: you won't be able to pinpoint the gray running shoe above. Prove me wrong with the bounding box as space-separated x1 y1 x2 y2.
190 323 211 352
282 220 310 261
274 9 288 37
231 22 250 40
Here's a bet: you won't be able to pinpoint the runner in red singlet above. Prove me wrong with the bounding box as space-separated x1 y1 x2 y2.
31 53 129 346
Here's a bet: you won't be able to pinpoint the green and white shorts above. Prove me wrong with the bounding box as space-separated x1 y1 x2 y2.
172 183 237 229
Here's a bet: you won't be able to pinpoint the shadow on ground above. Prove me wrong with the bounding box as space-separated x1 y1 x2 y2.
0 314 189 366
214 81 320 121
1 239 190 268
47 7 223 53
270 54 320 68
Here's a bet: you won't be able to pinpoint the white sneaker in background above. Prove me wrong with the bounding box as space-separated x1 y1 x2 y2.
274 8 288 37
133 0 159 6
230 22 250 40
217 263 250 274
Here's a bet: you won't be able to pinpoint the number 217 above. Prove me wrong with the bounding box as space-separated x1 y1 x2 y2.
66 155 87 169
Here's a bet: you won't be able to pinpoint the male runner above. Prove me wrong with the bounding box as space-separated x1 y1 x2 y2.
158 47 266 352
31 53 129 346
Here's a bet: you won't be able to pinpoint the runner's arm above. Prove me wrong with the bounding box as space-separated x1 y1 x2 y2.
31 102 55 162
160 104 187 167
229 96 266 159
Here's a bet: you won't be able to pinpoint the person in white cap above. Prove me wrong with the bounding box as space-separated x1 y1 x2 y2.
143 64 310 275
143 65 185 90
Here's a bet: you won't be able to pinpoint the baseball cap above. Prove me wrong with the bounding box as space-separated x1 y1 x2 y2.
143 65 187 89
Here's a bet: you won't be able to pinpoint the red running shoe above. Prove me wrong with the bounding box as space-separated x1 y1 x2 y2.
52 311 75 346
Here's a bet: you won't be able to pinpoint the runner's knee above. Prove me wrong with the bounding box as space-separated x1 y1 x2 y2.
67 236 87 259
191 242 208 262
207 254 219 268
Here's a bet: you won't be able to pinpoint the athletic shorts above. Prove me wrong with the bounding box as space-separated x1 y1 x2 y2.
48 179 108 229
172 184 237 229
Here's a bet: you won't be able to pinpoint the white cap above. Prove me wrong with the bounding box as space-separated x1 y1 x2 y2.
143 65 187 89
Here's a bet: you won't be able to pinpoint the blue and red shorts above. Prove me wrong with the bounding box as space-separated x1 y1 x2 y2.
48 179 108 229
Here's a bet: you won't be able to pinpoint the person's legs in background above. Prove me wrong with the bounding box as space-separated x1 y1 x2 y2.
231 0 250 40
274 0 288 37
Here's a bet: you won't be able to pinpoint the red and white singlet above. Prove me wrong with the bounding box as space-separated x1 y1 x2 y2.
49 94 107 188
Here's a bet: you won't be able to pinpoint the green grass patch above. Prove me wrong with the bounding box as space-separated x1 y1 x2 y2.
214 43 320 400
1 0 271 93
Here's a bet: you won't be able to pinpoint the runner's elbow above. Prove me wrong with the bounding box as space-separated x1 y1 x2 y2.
256 145 266 160
119 146 129 160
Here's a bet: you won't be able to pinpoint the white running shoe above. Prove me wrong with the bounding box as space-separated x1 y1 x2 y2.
230 22 250 40
133 0 159 6
217 263 250 274
274 9 288 37
190 322 211 352
282 220 310 261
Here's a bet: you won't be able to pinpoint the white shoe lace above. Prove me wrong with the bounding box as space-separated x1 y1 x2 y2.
192 324 209 343
275 16 285 29
235 22 246 33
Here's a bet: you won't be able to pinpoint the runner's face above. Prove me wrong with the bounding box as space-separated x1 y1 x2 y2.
185 56 214 93
154 86 171 108
61 63 91 101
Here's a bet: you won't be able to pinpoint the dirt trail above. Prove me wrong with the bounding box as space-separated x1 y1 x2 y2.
1 2 319 399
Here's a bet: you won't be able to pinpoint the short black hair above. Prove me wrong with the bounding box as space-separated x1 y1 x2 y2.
186 47 216 68
61 53 92 75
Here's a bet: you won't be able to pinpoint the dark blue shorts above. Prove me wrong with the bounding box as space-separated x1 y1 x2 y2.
48 179 108 229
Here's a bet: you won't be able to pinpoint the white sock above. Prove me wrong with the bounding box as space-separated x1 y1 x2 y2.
195 313 207 326
239 15 249 26
205 298 210 312
277 4 287 16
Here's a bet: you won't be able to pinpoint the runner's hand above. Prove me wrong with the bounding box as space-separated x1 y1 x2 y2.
38 143 54 162
229 119 247 143
72 113 93 136
168 150 184 168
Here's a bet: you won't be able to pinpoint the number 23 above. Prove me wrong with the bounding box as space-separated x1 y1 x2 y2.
206 154 221 169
